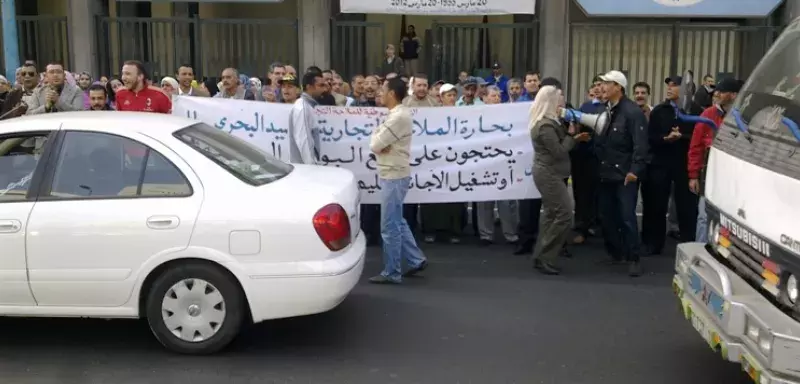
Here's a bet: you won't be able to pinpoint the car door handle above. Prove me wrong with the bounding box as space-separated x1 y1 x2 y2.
0 220 22 233
146 216 180 230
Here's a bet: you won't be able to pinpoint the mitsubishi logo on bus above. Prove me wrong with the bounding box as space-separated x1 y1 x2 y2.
737 208 746 219
720 214 771 257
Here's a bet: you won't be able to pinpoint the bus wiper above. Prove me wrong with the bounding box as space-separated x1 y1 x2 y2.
730 108 750 135
671 103 719 131
782 117 800 143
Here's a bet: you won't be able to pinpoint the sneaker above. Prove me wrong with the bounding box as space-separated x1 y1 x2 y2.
369 275 401 284
449 237 461 244
628 261 642 277
423 235 436 243
403 260 429 277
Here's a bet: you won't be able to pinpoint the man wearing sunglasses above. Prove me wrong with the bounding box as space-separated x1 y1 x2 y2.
0 61 38 119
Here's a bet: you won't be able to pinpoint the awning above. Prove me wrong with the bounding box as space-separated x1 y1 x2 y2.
574 0 783 18
340 0 536 15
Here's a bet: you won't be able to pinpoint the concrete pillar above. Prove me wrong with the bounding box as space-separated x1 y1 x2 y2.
538 0 569 82
2 0 20 80
298 0 331 71
781 0 800 25
68 0 99 75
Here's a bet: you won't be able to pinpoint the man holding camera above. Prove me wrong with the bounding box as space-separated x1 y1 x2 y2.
26 63 83 115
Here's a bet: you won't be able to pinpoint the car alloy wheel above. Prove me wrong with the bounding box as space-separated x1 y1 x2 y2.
146 262 245 354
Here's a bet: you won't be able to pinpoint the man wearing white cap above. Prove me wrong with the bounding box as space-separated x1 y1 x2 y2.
595 70 649 277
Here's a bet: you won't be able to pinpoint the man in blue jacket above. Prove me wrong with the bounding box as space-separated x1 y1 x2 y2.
485 62 509 102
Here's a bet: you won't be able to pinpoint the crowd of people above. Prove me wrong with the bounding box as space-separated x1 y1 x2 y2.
0 54 742 282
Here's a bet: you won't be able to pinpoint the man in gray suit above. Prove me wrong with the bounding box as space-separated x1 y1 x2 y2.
26 63 83 114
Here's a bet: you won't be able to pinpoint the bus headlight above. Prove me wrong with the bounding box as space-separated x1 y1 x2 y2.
711 221 721 244
787 274 798 304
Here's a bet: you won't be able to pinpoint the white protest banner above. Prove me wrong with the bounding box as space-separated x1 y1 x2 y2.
171 97 539 204
172 96 293 162
339 0 536 15
314 104 538 204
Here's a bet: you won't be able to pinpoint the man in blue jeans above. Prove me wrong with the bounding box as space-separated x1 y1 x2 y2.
368 77 428 284
595 70 649 277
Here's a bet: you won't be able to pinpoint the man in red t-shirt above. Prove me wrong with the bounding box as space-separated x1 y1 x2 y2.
687 77 742 194
115 60 171 113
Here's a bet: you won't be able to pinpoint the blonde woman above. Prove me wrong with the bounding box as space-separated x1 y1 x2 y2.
529 86 589 275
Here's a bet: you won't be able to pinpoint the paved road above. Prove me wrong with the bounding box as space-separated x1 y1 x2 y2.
0 237 751 384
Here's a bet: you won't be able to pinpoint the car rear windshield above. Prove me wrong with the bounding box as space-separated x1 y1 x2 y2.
174 123 293 186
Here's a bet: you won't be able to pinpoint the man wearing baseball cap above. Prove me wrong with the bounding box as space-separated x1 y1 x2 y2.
687 77 742 243
595 70 649 277
456 77 484 106
640 75 698 258
485 62 509 102
278 74 300 104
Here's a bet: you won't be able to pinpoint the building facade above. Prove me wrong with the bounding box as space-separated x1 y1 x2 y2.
0 0 795 100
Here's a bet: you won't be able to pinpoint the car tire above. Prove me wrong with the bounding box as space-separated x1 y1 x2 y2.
145 262 245 355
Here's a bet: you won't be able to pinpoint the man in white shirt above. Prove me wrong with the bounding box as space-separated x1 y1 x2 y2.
176 65 209 97
368 77 428 284
288 72 326 164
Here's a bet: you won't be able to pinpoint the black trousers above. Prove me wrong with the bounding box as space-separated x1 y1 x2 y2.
598 180 641 262
360 204 419 245
570 153 598 235
641 163 698 251
517 198 543 250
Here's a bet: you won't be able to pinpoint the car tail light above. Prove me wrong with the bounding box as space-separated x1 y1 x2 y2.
312 203 351 251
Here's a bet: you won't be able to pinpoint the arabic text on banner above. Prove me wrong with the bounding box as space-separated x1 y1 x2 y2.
339 0 536 15
171 96 540 204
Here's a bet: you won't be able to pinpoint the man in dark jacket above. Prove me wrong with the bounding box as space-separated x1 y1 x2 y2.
570 75 605 244
595 70 649 277
693 74 715 110
641 76 698 255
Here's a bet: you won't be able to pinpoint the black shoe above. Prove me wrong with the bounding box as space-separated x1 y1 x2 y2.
513 240 534 255
534 259 561 275
628 261 642 277
513 245 532 255
667 230 681 240
598 258 625 266
479 239 493 246
561 247 572 258
368 275 401 284
403 260 428 278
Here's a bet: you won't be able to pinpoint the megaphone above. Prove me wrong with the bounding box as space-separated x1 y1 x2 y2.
560 108 611 135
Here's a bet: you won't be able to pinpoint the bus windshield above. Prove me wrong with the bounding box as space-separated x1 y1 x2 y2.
715 23 800 180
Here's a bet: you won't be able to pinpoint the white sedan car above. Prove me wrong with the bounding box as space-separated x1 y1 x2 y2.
0 111 366 354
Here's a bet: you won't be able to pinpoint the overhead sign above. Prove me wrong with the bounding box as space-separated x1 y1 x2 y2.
117 0 283 2
340 0 536 15
574 0 783 17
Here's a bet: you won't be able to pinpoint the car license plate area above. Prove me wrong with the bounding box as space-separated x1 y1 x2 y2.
687 270 727 321
687 304 718 348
